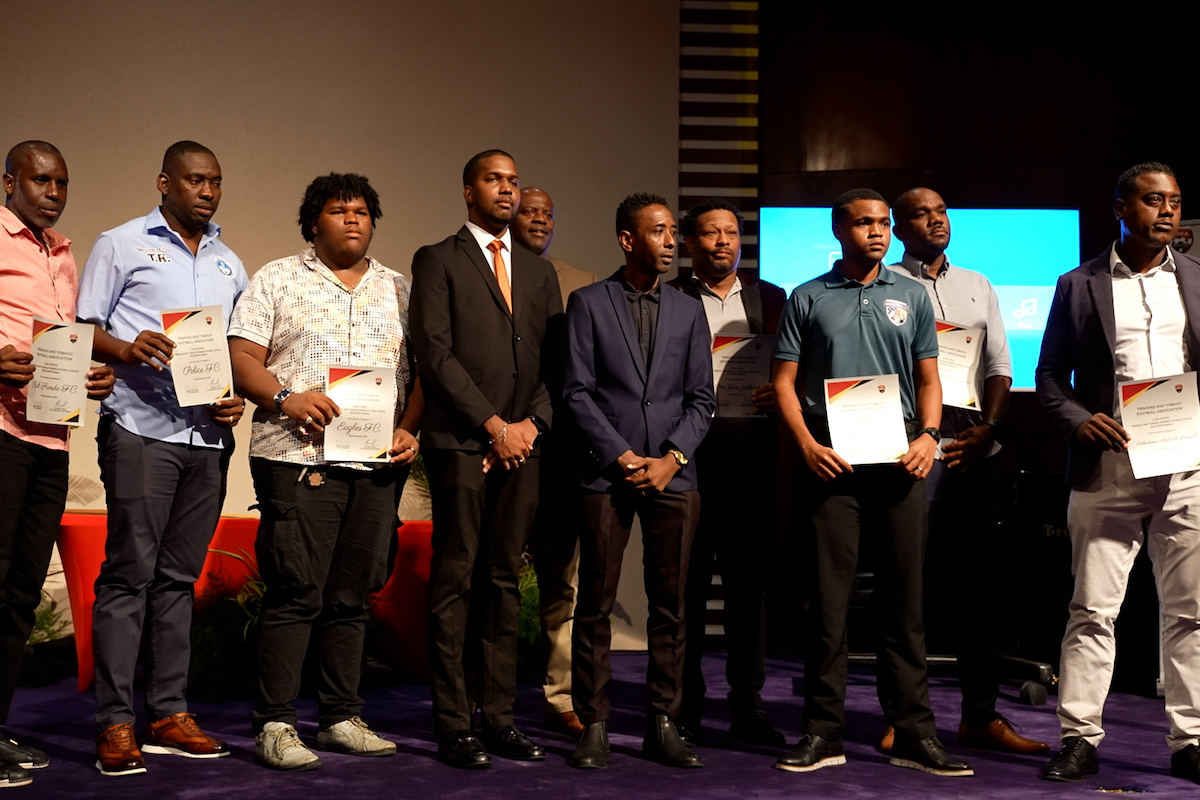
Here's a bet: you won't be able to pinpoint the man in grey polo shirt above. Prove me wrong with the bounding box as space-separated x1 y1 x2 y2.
770 188 972 778
884 187 1047 755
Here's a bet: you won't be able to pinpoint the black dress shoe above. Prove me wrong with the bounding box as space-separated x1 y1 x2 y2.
481 726 545 761
569 722 609 769
775 733 845 772
437 731 490 769
643 715 702 768
0 732 48 769
730 714 786 748
1041 737 1098 782
676 719 700 748
889 735 974 776
1171 743 1200 785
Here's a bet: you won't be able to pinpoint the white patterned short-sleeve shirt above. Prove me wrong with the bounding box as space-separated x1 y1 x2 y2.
228 248 414 467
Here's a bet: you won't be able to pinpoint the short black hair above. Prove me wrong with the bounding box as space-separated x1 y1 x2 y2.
298 173 382 243
680 197 743 238
1115 161 1177 201
162 140 215 173
5 140 63 175
616 192 670 236
463 149 514 186
832 188 888 224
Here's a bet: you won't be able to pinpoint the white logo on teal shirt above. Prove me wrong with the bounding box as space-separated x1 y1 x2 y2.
884 299 909 326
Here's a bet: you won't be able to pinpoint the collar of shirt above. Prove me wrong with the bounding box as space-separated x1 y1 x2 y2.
897 251 950 281
0 206 71 252
691 272 742 302
620 274 662 302
300 246 381 291
143 206 221 253
822 261 896 288
465 220 513 286
1109 241 1177 278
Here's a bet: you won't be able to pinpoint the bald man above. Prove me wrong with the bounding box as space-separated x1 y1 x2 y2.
512 186 596 734
0 141 114 788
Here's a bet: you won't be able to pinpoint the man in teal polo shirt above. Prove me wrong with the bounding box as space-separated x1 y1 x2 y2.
770 188 972 778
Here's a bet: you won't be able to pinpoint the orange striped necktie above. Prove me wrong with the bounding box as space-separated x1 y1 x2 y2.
487 240 513 312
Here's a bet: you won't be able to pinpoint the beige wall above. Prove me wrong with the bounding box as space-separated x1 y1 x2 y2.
7 1 679 518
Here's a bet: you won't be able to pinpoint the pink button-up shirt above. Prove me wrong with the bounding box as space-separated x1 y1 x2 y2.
0 206 78 451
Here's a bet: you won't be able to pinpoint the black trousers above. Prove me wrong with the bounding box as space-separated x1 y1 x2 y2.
682 420 775 723
800 464 936 743
425 448 538 735
251 459 404 732
573 488 700 724
0 430 68 725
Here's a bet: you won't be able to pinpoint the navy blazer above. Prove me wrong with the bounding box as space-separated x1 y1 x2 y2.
1035 245 1200 487
563 272 715 493
411 225 562 452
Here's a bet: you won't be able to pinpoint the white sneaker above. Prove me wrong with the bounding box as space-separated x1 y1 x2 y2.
255 722 321 771
316 717 396 757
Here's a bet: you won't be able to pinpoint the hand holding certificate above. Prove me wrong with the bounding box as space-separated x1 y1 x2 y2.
824 374 910 465
161 306 234 407
1119 372 1200 479
324 365 397 463
26 317 95 426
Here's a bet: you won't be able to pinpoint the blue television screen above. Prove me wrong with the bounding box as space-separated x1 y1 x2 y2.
758 207 1081 389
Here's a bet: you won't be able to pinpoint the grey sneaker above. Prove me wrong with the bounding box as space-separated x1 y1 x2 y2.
255 722 321 771
316 717 396 757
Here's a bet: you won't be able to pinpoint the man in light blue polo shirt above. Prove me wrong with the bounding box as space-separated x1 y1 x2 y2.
78 141 247 777
770 188 972 778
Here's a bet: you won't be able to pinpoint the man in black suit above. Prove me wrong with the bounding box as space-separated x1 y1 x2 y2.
563 193 715 770
668 198 786 747
410 150 562 769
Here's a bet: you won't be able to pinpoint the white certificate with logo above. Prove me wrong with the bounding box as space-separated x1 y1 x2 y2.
712 333 772 417
1120 373 1200 479
161 306 233 407
26 317 94 426
824 374 909 465
324 365 396 463
934 319 983 411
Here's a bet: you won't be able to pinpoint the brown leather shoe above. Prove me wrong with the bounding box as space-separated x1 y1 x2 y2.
958 716 1050 755
96 722 147 776
879 725 895 753
143 712 230 758
545 710 586 736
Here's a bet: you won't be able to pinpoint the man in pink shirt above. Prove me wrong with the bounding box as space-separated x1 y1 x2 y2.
0 140 113 789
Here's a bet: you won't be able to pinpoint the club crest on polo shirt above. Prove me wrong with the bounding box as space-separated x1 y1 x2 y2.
216 259 234 276
884 299 909 326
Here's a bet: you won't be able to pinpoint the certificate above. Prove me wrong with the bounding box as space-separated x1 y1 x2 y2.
934 319 983 411
26 317 94 426
324 365 396 463
712 333 773 417
1120 373 1200 479
161 306 233 407
824 374 909 465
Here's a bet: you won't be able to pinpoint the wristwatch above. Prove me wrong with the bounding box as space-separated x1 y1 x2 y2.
918 427 941 442
668 448 689 468
273 387 293 413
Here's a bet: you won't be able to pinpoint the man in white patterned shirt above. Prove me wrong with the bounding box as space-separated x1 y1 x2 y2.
229 173 423 772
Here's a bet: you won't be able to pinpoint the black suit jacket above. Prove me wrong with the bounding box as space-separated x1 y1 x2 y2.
1035 245 1200 487
411 226 562 452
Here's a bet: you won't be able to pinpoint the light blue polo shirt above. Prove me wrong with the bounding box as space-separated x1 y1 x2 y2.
77 207 247 447
773 262 938 422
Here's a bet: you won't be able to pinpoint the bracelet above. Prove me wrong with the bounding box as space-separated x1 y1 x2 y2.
488 424 507 446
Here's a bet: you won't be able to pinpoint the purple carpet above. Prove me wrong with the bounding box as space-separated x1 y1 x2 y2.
10 652 1190 799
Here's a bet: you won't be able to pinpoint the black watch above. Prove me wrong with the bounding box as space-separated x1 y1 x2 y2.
273 387 293 413
919 427 941 442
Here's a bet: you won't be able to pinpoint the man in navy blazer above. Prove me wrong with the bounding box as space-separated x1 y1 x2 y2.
1036 162 1200 786
563 193 714 770
411 150 562 769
